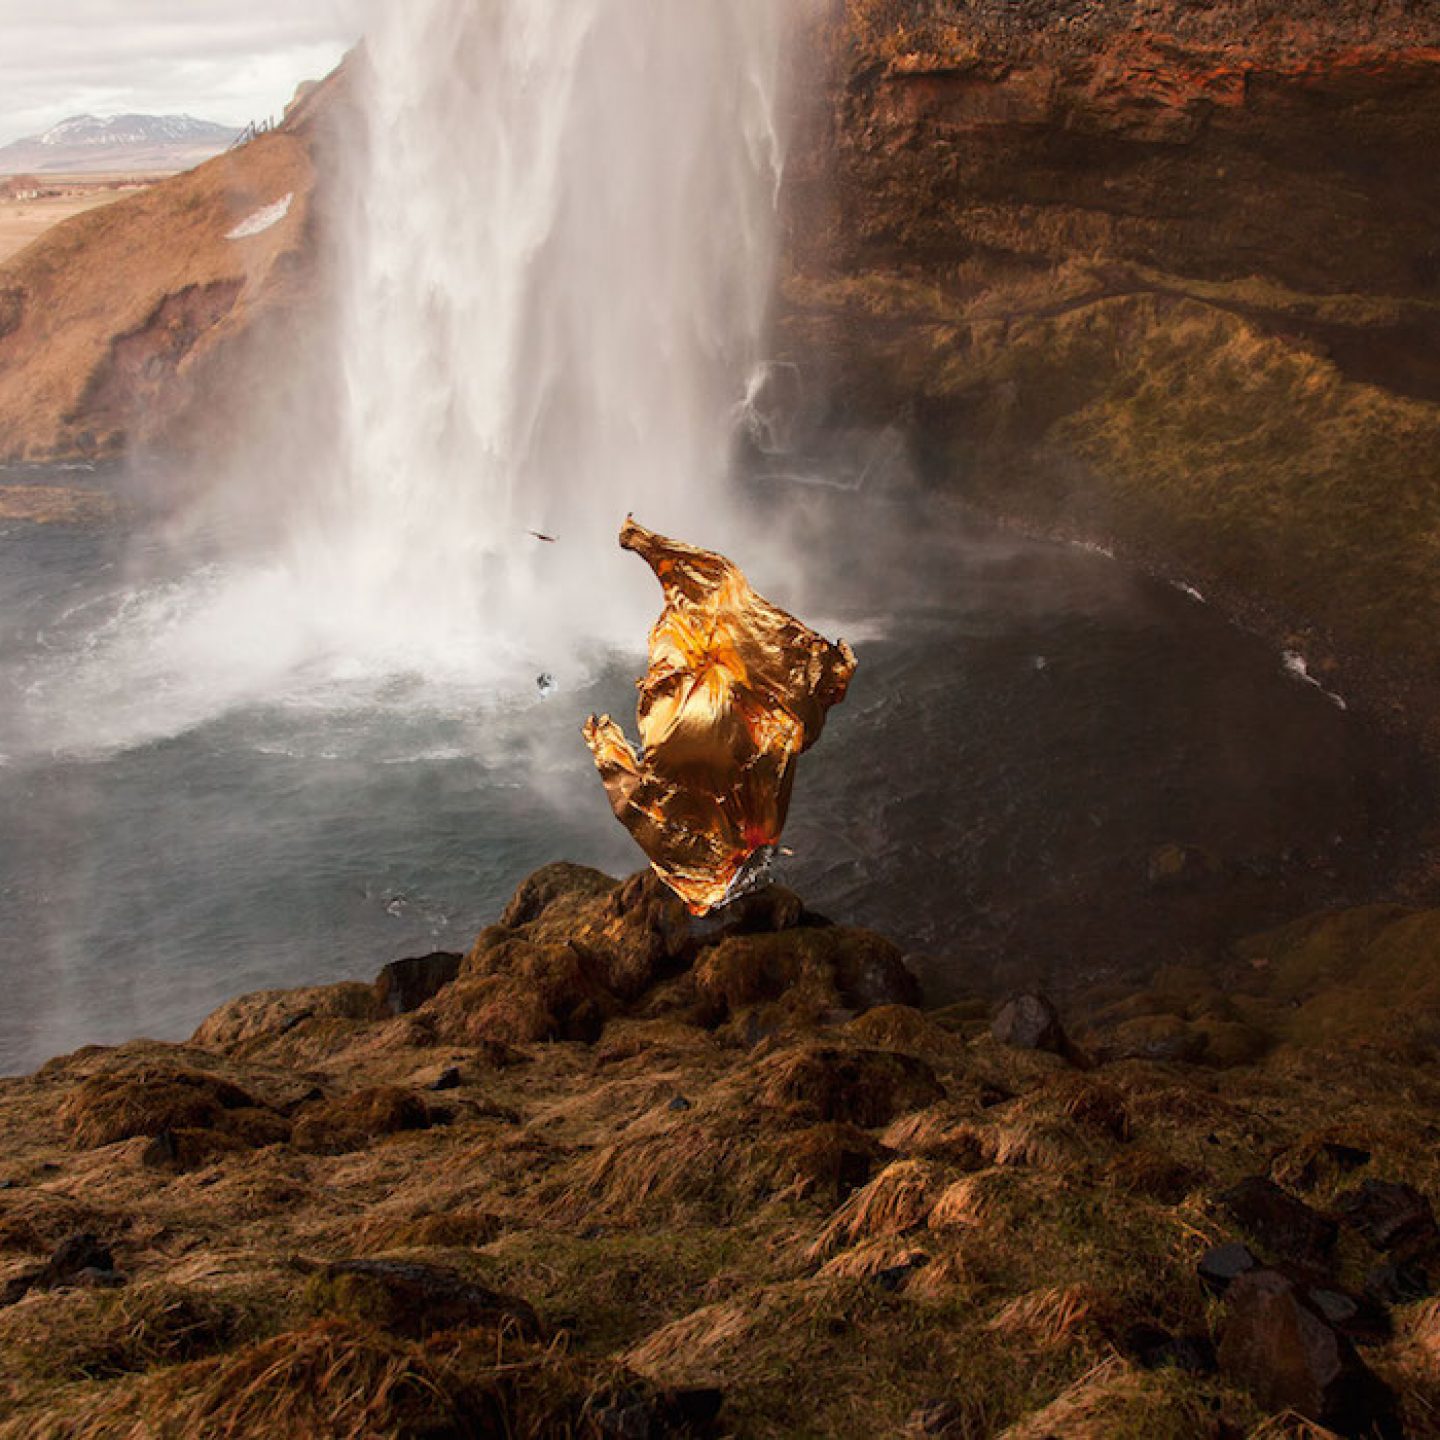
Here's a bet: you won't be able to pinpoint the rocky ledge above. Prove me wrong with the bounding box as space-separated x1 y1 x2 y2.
0 862 1438 1436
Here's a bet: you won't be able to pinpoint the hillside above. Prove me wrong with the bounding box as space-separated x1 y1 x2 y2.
0 862 1437 1437
0 75 344 466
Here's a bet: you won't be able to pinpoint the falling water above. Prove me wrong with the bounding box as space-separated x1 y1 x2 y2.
297 0 789 679
11 0 790 757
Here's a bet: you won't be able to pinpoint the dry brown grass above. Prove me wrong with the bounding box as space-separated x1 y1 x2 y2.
0 187 138 265
348 1208 505 1254
880 1104 994 1168
991 1116 1093 1172
0 1282 246 1383
57 1066 277 1149
928 1171 1007 1232
807 1159 940 1262
987 1285 1097 1348
5 862 1440 1436
747 1044 944 1128
289 1087 431 1155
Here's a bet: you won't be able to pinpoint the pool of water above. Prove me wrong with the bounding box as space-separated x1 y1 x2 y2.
0 471 1426 1072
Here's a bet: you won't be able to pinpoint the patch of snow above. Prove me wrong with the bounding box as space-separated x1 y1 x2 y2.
226 193 294 240
1281 650 1347 710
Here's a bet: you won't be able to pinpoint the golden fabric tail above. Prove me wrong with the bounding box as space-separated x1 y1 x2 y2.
583 517 857 914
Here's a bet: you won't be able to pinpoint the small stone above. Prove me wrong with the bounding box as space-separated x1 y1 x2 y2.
1198 1241 1259 1295
991 991 1067 1054
667 1094 692 1112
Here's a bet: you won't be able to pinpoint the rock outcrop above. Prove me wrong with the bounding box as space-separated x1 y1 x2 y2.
778 0 1440 735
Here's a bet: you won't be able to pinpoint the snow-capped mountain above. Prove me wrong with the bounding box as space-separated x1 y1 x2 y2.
0 114 241 176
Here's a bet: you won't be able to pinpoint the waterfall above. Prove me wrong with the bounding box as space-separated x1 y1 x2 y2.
18 0 792 755
295 0 789 681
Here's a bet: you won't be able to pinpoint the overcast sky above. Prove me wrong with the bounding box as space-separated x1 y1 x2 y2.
0 1 366 147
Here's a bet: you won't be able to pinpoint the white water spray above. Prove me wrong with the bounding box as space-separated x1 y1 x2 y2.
19 0 790 754
294 0 788 674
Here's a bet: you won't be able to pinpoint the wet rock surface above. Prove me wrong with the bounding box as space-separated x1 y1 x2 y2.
374 951 463 1016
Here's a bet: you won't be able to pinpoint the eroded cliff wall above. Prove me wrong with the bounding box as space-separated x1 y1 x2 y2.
780 0 1440 729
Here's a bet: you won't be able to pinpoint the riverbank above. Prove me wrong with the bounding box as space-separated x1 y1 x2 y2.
1 862 1437 1437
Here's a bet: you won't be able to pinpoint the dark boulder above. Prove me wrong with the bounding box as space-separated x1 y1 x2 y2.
1334 1179 1438 1254
1219 1176 1337 1267
1198 1241 1259 1295
991 991 1067 1055
1219 1269 1400 1438
374 951 463 1016
304 1258 540 1341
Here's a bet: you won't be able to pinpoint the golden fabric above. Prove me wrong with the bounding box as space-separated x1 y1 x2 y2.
584 517 857 913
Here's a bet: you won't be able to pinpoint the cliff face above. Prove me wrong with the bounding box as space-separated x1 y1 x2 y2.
780 0 1440 731
0 74 345 466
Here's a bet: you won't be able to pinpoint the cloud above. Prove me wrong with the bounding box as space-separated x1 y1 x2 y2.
0 0 364 145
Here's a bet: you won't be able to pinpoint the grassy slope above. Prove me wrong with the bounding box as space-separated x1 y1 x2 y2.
1 867 1439 1437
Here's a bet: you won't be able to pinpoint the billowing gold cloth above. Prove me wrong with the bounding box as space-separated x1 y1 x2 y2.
584 517 857 914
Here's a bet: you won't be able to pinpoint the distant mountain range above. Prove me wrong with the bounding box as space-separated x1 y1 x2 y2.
0 114 241 176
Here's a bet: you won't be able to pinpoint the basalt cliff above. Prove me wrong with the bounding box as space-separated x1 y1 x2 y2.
776 0 1440 736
